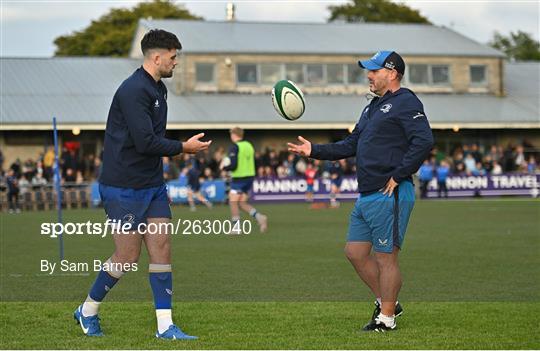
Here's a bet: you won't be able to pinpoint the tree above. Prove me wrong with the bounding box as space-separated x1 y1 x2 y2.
54 0 201 57
489 31 540 61
328 0 430 24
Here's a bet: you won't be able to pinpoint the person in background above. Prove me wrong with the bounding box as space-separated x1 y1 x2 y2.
305 161 317 203
527 156 537 174
31 172 48 189
418 159 434 199
6 169 20 213
185 159 212 212
222 127 268 233
43 147 55 181
436 160 450 198
329 160 344 208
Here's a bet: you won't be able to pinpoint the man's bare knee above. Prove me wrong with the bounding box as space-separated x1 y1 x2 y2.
113 251 140 265
344 243 370 262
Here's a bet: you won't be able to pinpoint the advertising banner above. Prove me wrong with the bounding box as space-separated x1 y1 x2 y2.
426 173 540 198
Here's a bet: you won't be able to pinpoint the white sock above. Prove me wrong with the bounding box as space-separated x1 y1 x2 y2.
255 213 265 222
376 313 395 327
156 309 173 334
82 295 100 317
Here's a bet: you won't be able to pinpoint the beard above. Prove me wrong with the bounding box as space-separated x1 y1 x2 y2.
160 67 174 79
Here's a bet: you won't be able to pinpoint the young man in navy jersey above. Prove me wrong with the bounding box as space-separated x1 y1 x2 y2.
74 29 211 340
288 51 433 332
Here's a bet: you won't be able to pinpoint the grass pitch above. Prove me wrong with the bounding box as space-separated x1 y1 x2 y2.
1 199 539 349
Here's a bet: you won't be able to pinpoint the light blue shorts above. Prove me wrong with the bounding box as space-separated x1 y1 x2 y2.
347 181 415 253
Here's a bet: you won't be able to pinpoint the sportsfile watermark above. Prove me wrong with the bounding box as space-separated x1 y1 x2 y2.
40 218 253 238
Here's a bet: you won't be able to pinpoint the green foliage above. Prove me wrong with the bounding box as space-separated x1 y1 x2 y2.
328 0 430 24
490 31 540 61
53 0 201 57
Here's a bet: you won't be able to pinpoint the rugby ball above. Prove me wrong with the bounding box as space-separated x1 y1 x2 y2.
271 80 305 121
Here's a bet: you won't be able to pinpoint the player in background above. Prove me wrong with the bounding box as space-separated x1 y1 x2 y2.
221 127 267 233
288 51 433 332
185 158 212 211
329 160 344 208
305 161 317 203
74 29 211 340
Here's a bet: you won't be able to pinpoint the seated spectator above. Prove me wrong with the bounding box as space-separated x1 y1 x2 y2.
31 172 47 189
19 175 31 194
472 162 486 176
527 156 537 174
464 154 476 175
491 161 503 175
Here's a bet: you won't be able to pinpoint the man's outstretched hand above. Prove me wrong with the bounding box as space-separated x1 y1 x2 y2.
182 133 212 154
287 136 312 157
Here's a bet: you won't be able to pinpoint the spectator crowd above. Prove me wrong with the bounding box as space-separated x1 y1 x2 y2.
1 140 539 210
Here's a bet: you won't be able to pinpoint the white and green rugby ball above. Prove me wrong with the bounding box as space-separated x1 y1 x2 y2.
271 80 305 121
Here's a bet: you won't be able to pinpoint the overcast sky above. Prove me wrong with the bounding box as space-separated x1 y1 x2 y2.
1 0 538 57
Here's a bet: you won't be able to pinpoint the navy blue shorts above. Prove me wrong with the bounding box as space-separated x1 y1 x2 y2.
187 182 201 192
230 178 254 194
331 177 343 188
347 181 415 253
99 183 171 231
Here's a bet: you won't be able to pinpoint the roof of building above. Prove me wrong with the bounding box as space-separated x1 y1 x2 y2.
133 19 504 57
1 57 538 130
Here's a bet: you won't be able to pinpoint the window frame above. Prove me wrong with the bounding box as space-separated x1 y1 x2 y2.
195 62 215 84
469 64 488 86
236 63 259 85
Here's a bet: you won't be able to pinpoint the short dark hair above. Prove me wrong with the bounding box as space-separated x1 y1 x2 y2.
141 29 182 55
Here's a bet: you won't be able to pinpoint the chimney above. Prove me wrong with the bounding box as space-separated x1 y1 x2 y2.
226 2 235 21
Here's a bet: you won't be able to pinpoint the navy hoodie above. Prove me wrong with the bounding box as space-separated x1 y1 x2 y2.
99 67 183 189
311 88 434 194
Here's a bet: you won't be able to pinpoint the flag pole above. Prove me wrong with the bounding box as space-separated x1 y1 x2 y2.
53 117 64 261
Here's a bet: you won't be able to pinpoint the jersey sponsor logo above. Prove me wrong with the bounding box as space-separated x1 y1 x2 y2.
412 113 425 119
380 104 392 113
154 99 160 108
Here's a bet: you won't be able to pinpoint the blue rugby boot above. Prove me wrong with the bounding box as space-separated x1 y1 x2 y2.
156 324 198 340
73 304 103 336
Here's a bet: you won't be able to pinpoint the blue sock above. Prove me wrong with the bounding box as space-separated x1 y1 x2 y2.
88 269 119 302
149 264 172 309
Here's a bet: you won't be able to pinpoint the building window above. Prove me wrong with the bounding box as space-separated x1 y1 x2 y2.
237 64 257 84
347 64 364 84
260 64 281 85
409 64 429 84
327 64 345 84
431 65 450 85
306 64 324 84
285 64 304 83
470 65 487 84
195 63 214 83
